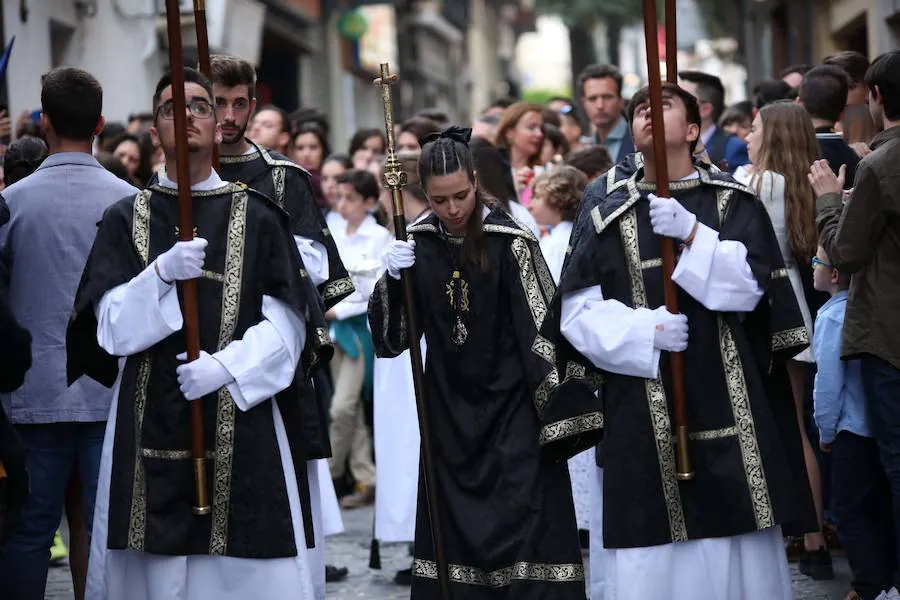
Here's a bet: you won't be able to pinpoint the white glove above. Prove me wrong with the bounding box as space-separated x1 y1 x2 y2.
155 238 208 283
652 306 689 352
383 239 416 280
175 351 234 401
648 194 697 241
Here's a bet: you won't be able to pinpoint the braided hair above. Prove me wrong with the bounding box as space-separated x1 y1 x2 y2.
4 137 48 187
418 126 489 271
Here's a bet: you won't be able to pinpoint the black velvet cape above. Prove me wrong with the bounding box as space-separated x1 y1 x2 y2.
66 183 332 558
368 207 600 599
549 158 817 549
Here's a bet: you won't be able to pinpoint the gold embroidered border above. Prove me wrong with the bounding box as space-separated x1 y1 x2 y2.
619 207 687 542
718 317 774 529
219 151 260 164
271 166 286 209
716 187 733 225
539 411 604 445
773 326 809 352
209 191 248 555
132 190 151 265
641 258 662 270
140 448 216 460
201 269 225 283
771 268 788 280
510 238 549 329
689 426 738 441
322 277 355 302
484 222 536 242
127 354 153 551
412 559 584 587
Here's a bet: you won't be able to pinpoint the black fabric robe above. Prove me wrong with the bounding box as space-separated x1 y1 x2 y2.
551 158 817 550
66 183 332 558
218 142 352 458
368 207 600 599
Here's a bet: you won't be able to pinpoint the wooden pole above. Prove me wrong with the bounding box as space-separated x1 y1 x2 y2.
193 0 218 172
665 0 678 83
164 0 211 514
641 0 693 481
374 63 453 600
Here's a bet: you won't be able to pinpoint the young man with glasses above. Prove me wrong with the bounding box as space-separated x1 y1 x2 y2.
67 67 332 600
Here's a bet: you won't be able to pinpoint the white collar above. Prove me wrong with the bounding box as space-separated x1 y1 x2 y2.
158 166 224 191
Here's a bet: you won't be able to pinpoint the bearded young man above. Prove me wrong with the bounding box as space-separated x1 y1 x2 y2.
67 67 331 600
553 82 816 599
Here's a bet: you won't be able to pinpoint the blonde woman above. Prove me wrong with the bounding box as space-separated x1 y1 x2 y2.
738 101 831 578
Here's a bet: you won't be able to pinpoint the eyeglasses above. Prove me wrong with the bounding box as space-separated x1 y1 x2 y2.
811 256 833 269
156 98 214 120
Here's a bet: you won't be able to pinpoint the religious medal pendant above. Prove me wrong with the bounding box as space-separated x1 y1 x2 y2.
452 316 468 346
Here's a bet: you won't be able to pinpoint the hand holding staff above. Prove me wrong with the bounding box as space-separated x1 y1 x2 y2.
641 0 694 480
164 0 210 514
374 63 452 600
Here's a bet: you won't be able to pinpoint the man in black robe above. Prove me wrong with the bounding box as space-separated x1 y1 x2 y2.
554 83 815 598
66 67 330 600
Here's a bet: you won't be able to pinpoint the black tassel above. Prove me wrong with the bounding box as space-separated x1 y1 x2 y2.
369 538 382 569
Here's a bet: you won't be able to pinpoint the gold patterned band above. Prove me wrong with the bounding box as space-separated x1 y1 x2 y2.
412 559 584 587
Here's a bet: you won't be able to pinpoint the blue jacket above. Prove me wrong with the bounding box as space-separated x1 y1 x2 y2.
0 152 138 424
812 291 870 444
705 126 750 173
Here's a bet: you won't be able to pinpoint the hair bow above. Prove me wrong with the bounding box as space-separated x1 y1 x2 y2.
422 126 472 146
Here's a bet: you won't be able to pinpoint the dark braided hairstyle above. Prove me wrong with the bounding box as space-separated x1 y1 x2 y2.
418 126 489 271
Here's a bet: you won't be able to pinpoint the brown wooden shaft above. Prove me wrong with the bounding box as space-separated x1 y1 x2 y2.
164 0 210 513
641 0 693 479
193 2 218 172
665 0 678 83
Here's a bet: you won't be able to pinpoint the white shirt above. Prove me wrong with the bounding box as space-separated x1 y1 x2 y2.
331 214 392 320
539 220 573 284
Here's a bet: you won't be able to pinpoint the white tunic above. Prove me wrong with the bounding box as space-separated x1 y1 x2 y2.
560 176 793 599
86 173 316 600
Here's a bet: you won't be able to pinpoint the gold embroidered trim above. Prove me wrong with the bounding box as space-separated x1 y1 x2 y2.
484 222 537 242
773 326 809 351
218 151 260 164
539 412 604 446
271 166 286 209
209 190 248 555
688 426 738 441
322 277 355 301
133 190 152 266
412 559 584 587
257 144 312 177
619 207 687 542
140 448 215 460
201 269 225 283
127 354 153 551
636 177 702 192
771 268 788 280
150 183 238 198
510 238 550 330
591 176 642 235
718 317 774 529
641 258 663 269
716 187 733 225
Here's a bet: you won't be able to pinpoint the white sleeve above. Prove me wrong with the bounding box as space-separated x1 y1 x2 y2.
560 285 661 379
294 236 329 287
672 223 764 312
95 264 184 356
213 295 306 411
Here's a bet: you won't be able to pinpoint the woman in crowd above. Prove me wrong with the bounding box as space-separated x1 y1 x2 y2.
369 126 599 599
293 121 331 208
110 132 152 187
349 128 387 170
397 117 441 153
494 102 545 202
739 100 832 578
321 153 352 229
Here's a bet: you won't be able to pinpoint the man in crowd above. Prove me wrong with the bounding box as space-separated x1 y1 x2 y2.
809 50 900 593
67 66 331 600
824 51 871 107
578 63 635 163
0 67 139 600
678 70 750 173
798 65 861 186
249 103 292 156
782 64 813 89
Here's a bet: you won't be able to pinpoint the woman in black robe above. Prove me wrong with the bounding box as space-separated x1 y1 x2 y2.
368 127 601 600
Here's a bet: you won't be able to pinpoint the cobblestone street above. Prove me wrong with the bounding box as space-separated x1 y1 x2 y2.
46 504 854 599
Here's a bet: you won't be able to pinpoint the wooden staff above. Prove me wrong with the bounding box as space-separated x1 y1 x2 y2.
374 63 452 600
192 0 218 171
164 0 210 514
641 0 694 480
